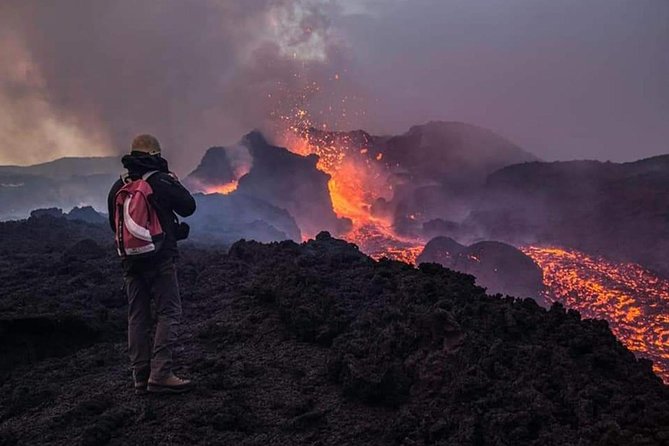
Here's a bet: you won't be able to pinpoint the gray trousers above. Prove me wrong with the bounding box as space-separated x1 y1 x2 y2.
124 257 182 382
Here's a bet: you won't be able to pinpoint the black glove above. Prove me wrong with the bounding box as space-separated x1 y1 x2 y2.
175 222 190 241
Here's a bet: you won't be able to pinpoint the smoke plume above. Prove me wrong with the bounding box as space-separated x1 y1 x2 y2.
0 0 365 173
1 0 668 171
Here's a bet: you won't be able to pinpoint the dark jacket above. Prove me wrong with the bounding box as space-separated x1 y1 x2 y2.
108 154 196 260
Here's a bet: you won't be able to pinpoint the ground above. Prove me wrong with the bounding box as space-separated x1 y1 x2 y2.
0 217 668 445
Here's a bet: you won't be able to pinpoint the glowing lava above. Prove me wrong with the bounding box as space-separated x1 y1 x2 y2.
273 85 669 384
280 126 425 261
275 89 426 262
205 180 239 195
523 246 669 383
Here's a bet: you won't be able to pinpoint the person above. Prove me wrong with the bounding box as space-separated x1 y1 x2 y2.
107 134 196 394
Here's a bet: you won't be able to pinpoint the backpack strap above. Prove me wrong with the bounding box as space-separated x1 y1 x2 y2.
142 170 159 181
120 170 159 184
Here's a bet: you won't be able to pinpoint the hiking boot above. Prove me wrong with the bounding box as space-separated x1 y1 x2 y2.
133 368 150 395
134 380 149 395
147 374 193 394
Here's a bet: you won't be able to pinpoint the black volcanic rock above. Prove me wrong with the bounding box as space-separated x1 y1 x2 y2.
0 219 669 446
0 218 667 445
470 155 669 275
189 192 301 243
182 131 351 239
416 236 466 265
418 237 546 306
64 239 106 260
183 146 236 192
236 131 351 237
30 207 65 219
66 206 106 224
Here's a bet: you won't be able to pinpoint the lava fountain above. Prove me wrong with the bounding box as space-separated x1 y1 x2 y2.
277 105 425 262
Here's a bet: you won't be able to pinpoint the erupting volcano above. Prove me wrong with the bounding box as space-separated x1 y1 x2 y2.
267 109 669 384
136 100 669 385
279 125 426 262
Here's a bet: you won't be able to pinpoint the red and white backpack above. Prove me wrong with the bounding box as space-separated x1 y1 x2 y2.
114 171 164 257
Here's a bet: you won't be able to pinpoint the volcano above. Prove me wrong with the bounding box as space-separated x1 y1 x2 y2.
2 121 669 386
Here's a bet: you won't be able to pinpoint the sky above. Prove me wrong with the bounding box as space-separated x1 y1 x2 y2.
0 0 667 173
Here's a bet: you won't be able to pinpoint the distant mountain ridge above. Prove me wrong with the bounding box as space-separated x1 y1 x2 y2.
0 156 120 179
466 154 669 275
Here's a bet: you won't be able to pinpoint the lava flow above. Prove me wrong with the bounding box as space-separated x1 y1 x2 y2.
273 86 668 384
282 127 425 263
523 246 669 383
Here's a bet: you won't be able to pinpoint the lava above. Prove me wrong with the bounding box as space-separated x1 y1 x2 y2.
284 129 424 260
523 246 669 383
205 180 239 195
276 92 425 260
272 85 669 385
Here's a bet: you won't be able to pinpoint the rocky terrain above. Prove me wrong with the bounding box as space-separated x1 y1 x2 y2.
0 215 667 445
417 237 545 306
185 131 351 240
467 155 669 276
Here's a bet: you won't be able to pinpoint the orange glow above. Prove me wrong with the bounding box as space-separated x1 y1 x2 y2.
200 157 252 196
273 93 669 385
278 116 425 263
523 246 669 383
205 180 239 195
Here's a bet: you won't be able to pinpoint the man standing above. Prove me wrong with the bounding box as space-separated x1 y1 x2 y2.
108 134 196 394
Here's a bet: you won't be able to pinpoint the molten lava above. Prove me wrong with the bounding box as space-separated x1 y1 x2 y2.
281 127 424 262
205 180 239 195
523 246 669 383
273 90 668 384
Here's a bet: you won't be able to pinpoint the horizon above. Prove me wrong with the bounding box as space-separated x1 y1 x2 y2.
3 121 668 174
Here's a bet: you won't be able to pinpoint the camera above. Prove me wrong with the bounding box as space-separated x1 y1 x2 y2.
175 222 190 241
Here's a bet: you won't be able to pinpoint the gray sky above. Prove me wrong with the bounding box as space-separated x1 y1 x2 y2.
1 0 667 173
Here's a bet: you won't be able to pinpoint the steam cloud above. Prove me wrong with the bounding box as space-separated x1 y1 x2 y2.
1 0 668 171
0 0 366 172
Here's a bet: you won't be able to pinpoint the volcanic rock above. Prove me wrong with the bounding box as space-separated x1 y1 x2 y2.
470 154 669 275
190 192 301 243
64 239 106 260
183 146 236 192
236 131 351 238
418 237 546 306
30 207 65 219
66 206 106 224
182 131 351 239
0 218 667 445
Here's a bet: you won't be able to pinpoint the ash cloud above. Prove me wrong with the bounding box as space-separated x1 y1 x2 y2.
1 0 668 171
0 0 364 173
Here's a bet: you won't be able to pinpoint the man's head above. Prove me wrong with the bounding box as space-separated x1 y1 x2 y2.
130 134 161 156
